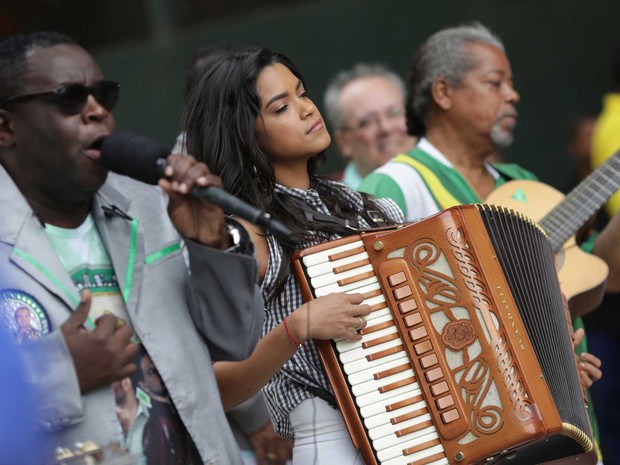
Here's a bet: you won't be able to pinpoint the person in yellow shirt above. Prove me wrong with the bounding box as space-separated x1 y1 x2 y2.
591 45 620 217
588 45 620 465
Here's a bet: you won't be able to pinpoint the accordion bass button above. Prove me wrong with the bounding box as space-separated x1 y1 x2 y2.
373 241 384 251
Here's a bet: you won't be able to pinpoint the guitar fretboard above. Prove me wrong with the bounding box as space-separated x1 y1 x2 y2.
540 149 620 251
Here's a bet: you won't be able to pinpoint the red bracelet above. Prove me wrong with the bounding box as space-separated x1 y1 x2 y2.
283 317 302 347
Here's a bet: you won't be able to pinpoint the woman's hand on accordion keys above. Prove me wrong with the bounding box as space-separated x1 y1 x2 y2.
288 292 372 343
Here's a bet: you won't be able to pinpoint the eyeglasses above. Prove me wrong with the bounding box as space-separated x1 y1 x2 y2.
342 106 406 132
0 81 120 115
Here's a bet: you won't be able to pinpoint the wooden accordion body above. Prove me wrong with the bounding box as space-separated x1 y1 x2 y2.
292 204 595 465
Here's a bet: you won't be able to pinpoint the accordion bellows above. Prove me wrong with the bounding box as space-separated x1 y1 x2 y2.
293 204 595 465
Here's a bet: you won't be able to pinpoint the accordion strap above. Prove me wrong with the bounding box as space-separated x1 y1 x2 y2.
299 205 388 231
292 380 338 410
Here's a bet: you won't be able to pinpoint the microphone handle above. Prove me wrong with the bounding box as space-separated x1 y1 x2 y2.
154 157 292 242
189 186 292 242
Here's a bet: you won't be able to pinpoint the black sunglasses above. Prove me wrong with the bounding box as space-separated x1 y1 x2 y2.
0 80 120 115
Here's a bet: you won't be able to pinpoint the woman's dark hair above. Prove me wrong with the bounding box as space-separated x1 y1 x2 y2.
182 42 247 102
181 47 396 302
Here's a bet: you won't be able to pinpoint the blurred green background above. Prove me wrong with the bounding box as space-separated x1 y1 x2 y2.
3 0 617 187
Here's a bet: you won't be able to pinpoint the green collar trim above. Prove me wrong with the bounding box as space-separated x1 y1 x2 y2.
13 247 95 329
122 218 139 304
144 242 181 265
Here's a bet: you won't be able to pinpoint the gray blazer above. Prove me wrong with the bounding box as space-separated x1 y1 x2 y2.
0 167 264 464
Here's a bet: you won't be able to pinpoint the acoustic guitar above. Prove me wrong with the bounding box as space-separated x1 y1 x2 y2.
486 149 620 317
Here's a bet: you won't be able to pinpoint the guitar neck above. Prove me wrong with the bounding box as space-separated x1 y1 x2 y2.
540 150 620 252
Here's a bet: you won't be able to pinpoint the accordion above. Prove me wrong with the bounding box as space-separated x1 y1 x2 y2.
292 204 596 465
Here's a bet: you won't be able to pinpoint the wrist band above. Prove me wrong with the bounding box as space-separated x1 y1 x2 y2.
283 317 302 347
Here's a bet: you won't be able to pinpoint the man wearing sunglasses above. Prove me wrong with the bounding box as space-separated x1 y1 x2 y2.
0 31 264 465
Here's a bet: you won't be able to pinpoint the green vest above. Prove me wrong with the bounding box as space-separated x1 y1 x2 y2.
393 148 537 208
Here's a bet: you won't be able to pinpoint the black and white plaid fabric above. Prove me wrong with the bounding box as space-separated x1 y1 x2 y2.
260 178 403 439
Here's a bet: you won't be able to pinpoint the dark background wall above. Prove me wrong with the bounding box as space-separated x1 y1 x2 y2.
3 0 618 188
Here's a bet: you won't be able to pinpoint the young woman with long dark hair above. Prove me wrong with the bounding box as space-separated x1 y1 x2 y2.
181 46 404 464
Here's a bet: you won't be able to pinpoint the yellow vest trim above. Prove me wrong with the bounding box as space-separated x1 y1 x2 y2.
393 154 461 209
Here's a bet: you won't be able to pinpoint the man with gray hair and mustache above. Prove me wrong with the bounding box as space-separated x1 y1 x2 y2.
360 21 606 463
359 21 530 220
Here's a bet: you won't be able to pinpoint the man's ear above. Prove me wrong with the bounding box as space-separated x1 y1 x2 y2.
430 78 453 111
334 129 353 161
0 110 15 148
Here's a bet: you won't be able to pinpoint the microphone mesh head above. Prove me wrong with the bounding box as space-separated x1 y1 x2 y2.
100 132 169 185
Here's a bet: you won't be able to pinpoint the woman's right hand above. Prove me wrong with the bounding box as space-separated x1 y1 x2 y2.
286 292 371 343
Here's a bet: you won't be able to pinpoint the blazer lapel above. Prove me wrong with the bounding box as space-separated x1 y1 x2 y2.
0 167 79 309
11 220 81 309
92 184 145 316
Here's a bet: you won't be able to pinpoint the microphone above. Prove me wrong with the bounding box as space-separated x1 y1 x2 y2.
100 131 292 242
